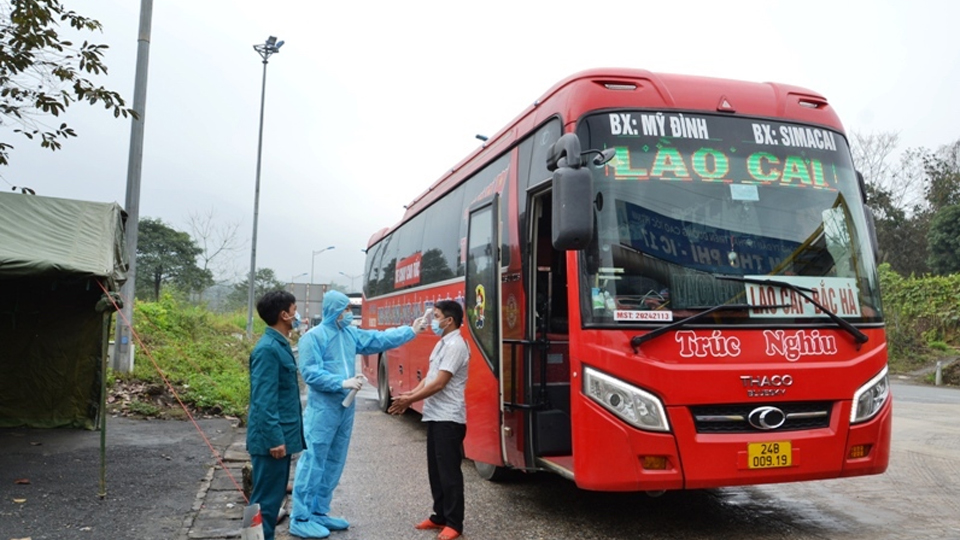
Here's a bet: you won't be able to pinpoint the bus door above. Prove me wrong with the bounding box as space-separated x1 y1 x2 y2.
528 189 573 478
464 195 508 471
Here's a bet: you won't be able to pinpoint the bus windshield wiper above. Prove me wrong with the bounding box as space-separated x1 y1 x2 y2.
630 302 789 353
715 275 869 348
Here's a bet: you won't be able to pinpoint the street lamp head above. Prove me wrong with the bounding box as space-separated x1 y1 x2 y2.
254 35 284 61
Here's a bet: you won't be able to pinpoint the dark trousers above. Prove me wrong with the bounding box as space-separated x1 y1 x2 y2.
426 421 467 533
251 453 291 540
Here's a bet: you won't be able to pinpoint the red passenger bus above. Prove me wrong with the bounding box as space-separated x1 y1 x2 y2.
359 69 890 492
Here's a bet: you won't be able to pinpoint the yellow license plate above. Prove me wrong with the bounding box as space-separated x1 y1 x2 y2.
748 441 792 469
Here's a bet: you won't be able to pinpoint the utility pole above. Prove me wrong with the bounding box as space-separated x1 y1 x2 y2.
113 0 153 372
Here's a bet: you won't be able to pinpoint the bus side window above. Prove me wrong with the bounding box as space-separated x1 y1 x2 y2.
364 242 382 297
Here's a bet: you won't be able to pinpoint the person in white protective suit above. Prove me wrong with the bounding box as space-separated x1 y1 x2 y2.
290 290 426 538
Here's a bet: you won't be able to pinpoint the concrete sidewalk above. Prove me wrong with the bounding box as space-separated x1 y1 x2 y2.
182 358 368 540
178 426 296 540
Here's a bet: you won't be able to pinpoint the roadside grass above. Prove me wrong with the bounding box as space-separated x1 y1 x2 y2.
879 264 960 376
108 294 260 419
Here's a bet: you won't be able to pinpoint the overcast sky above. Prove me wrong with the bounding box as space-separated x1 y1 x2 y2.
2 0 958 292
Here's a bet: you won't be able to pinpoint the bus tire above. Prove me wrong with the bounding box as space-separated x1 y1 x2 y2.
377 356 391 413
474 460 511 482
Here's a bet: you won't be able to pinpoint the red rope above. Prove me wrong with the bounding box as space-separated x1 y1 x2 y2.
96 281 249 503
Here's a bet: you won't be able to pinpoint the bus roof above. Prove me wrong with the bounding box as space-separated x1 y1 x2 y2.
367 68 842 248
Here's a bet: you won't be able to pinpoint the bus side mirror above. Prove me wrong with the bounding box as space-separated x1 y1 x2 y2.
856 170 868 204
856 170 880 262
864 206 880 264
547 134 594 250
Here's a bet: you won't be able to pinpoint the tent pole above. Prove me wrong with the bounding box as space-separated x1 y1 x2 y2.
99 308 111 499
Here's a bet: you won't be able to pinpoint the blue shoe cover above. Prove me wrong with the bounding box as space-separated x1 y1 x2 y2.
315 514 350 530
289 518 331 539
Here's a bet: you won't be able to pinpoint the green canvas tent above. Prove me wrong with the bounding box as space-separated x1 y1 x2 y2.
0 191 127 428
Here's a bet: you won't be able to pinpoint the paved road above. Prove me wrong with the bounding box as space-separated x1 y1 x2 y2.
3 380 957 540
0 417 235 540
322 380 960 540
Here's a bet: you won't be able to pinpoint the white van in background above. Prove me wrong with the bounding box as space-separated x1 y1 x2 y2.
346 293 362 327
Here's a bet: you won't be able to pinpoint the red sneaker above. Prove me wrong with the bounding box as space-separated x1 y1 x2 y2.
415 518 443 530
438 526 461 540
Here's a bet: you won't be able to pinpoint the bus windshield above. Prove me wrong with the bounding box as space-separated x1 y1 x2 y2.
576 111 882 326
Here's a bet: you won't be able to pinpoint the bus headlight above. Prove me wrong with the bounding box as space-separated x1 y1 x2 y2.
583 367 670 432
850 366 890 424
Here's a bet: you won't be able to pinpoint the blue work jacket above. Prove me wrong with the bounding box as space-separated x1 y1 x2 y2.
246 327 305 456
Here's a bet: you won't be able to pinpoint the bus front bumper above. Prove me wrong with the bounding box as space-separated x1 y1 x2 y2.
571 397 891 491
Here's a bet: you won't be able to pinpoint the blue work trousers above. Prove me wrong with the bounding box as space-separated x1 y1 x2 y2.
251 453 291 540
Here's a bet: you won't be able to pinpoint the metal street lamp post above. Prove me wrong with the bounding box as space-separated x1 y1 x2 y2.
289 272 308 292
339 271 362 293
245 35 285 339
307 246 335 318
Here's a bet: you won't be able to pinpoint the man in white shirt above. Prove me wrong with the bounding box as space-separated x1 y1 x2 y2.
388 300 469 540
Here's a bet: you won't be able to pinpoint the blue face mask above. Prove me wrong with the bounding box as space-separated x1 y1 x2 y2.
431 318 446 336
339 310 354 328
292 311 301 330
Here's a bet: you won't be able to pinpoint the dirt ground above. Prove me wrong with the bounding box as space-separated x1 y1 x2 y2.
901 356 960 386
941 359 960 385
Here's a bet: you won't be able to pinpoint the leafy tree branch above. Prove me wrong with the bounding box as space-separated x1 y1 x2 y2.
0 0 136 166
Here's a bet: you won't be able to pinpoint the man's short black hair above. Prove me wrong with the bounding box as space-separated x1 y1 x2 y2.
434 300 463 328
256 290 296 326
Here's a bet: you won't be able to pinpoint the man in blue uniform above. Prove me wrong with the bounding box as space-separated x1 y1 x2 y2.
290 290 424 538
247 290 304 540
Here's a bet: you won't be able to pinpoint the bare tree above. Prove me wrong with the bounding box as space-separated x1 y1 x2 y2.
851 131 899 184
851 131 933 275
186 207 243 285
851 131 926 217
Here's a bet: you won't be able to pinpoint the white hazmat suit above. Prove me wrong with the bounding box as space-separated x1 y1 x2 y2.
290 290 416 537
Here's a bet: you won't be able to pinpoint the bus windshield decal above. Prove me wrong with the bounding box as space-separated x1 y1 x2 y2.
609 112 710 140
614 309 674 322
616 199 800 275
607 112 840 152
742 275 862 318
609 146 838 190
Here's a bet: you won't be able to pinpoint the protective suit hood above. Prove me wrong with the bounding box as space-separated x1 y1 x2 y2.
320 290 349 330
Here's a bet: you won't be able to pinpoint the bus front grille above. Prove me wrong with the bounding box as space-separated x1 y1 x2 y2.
689 401 832 433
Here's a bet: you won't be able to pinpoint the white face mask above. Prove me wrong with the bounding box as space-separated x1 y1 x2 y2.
280 308 299 332
431 317 449 336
